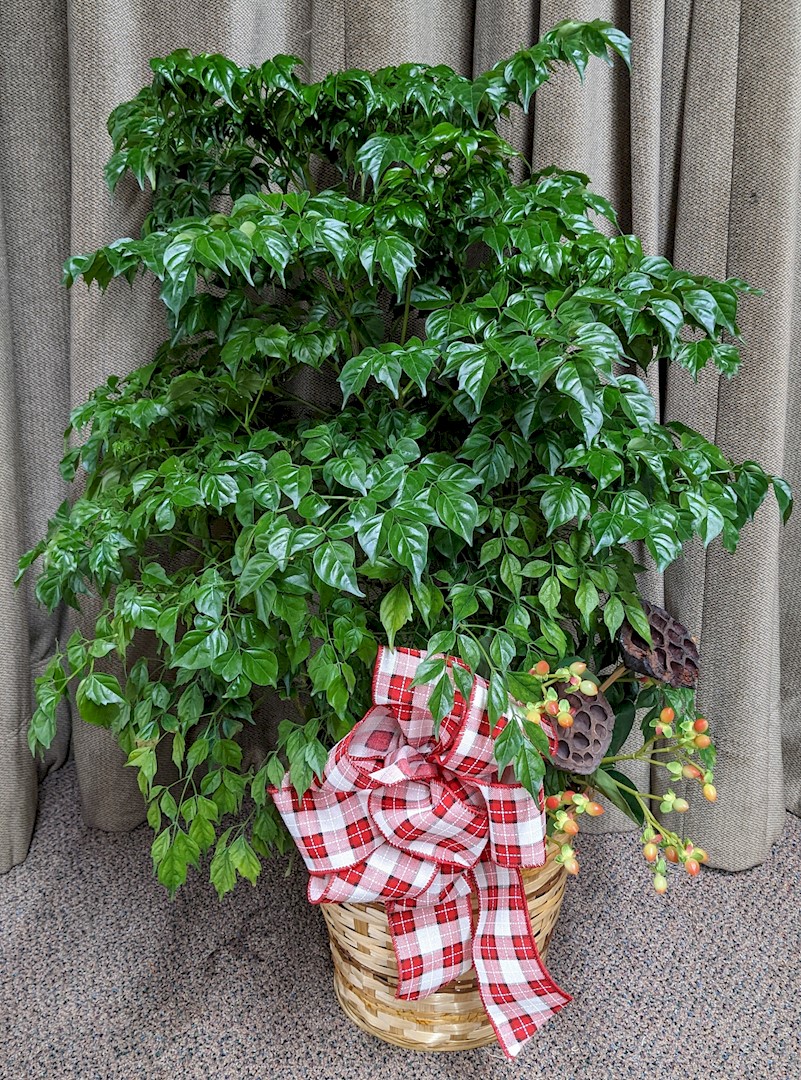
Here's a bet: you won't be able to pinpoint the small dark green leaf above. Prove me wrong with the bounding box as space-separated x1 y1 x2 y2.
493 716 522 772
592 767 645 825
773 477 793 524
379 583 413 648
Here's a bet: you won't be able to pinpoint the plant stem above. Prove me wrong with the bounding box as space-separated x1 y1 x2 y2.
399 274 413 346
602 745 676 763
612 780 663 803
301 163 317 196
276 391 328 415
599 663 628 694
245 376 271 431
174 534 212 558
427 389 460 428
608 756 671 769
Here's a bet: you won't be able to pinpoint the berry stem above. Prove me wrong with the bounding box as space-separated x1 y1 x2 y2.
599 663 628 694
603 746 678 763
609 778 666 807
620 756 674 768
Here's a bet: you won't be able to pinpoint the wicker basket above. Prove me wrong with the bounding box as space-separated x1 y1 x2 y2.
320 842 567 1052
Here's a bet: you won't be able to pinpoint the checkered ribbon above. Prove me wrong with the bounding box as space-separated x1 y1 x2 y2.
271 647 571 1059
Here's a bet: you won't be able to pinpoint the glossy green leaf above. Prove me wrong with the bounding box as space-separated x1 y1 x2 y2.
456 346 499 409
682 288 718 337
375 235 416 295
379 583 413 648
313 541 363 596
172 628 229 670
603 594 625 637
592 766 645 825
773 477 794 524
76 674 125 727
387 518 428 584
434 488 478 543
650 297 683 341
241 648 279 686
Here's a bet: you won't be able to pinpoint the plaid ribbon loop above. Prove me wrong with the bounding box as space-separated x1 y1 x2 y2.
271 647 571 1058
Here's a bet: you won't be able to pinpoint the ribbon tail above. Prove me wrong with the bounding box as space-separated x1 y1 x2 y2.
470 861 571 1059
386 891 474 1000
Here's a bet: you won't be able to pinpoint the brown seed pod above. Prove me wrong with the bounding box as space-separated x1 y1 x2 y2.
619 601 700 688
549 687 615 775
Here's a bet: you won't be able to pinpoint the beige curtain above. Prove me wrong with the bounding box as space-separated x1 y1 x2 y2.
1 0 798 873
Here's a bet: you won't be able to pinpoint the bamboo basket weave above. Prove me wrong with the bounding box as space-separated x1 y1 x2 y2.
320 842 567 1052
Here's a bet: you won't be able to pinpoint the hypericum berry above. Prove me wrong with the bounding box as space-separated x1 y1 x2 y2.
569 661 587 676
660 707 676 723
702 783 717 802
693 718 709 733
579 680 598 696
557 712 574 728
564 858 580 876
665 846 679 864
643 843 658 862
685 859 701 877
585 801 604 817
563 818 579 837
569 674 582 686
682 764 702 780
673 798 689 813
694 734 711 749
562 790 576 803
525 707 542 723
545 795 562 811
545 699 560 716
532 660 550 677
653 873 668 895
694 847 709 864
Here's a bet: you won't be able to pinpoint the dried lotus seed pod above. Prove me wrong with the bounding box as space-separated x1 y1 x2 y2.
619 600 700 688
549 686 615 775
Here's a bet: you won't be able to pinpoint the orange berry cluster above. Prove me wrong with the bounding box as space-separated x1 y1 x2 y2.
545 789 605 878
525 660 598 730
535 675 719 895
654 708 713 754
641 826 710 894
657 710 717 809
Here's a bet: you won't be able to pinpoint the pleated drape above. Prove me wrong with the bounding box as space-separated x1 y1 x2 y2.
1 0 798 872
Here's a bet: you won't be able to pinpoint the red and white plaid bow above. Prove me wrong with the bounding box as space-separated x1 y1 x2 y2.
271 647 571 1058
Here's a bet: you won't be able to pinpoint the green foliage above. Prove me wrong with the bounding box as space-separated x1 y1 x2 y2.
22 20 788 896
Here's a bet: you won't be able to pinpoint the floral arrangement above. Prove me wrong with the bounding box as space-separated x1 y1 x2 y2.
20 19 789 906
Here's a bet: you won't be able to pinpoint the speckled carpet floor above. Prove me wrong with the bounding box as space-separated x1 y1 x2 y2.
1 763 799 1080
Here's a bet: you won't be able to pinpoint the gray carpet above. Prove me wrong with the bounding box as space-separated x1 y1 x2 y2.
1 763 799 1080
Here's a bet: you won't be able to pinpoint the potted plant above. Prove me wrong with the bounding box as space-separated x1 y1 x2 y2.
20 17 790 1056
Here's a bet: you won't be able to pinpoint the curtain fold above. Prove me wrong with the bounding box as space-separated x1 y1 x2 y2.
0 1 74 870
1 0 798 873
664 0 801 864
0 184 38 867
